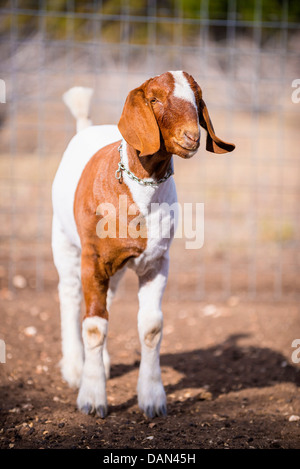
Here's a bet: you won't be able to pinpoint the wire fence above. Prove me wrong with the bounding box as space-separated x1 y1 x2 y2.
0 0 299 301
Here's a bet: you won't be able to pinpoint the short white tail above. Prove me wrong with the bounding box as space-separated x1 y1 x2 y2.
63 86 94 133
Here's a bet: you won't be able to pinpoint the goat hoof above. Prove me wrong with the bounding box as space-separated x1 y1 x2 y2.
145 406 155 419
158 404 167 417
145 404 167 419
80 403 93 415
96 405 108 419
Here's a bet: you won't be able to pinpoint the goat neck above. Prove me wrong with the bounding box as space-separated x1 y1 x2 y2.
125 142 173 182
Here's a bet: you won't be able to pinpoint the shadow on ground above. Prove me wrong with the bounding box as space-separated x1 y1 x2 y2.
108 333 300 410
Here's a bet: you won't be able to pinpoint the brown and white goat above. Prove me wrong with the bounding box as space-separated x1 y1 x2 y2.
52 71 235 418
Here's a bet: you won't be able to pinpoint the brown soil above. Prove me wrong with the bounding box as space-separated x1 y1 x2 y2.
0 280 299 450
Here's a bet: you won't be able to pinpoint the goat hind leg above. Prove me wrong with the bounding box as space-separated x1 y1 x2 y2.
52 216 83 388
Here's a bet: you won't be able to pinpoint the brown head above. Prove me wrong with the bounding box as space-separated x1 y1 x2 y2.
118 71 235 158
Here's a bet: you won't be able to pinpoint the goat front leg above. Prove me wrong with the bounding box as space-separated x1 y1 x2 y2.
137 256 169 418
77 248 109 418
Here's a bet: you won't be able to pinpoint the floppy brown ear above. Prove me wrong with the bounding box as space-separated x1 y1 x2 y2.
118 87 160 157
199 98 235 154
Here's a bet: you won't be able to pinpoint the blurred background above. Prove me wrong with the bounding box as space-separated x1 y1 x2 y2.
0 0 299 302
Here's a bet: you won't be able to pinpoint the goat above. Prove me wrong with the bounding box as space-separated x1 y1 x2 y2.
51 71 235 418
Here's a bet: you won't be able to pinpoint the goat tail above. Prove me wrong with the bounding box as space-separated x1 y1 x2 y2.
62 86 94 133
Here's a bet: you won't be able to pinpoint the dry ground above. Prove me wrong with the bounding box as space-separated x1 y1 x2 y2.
0 271 299 450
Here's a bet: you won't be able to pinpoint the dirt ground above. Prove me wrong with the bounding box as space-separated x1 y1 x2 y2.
0 272 299 450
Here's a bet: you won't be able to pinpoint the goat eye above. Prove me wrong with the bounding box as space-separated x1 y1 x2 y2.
150 97 158 104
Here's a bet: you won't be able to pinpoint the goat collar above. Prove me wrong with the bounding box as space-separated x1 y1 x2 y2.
115 142 174 187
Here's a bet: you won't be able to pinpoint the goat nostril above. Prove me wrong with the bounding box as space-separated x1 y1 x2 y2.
184 131 200 144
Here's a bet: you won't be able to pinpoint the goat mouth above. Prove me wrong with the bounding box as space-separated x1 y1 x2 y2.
173 140 199 157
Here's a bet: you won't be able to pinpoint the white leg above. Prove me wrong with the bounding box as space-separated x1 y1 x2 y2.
137 256 169 418
77 316 108 418
102 339 110 381
52 216 83 388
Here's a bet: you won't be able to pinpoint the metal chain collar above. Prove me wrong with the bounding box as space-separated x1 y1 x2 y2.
115 143 174 187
